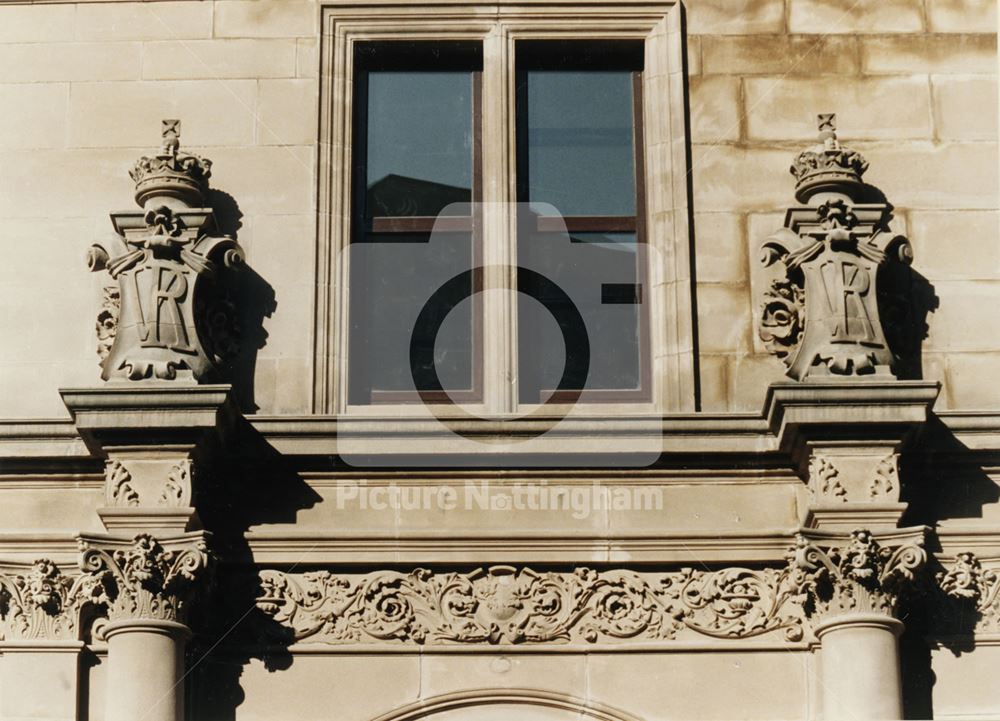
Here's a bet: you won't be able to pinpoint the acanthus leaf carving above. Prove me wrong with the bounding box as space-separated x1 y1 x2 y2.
809 456 847 503
159 461 191 507
0 560 105 641
256 565 808 647
79 533 210 624
789 529 925 620
938 552 1000 633
869 454 899 499
106 459 139 508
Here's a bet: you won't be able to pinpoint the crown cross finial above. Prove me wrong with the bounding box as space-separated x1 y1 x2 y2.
817 113 836 140
161 119 181 157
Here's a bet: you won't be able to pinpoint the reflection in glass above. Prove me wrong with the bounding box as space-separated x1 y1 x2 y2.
518 231 643 402
349 233 475 403
521 71 636 217
365 72 473 218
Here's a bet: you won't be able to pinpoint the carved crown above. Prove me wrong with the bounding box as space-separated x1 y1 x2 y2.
790 114 869 204
129 119 212 209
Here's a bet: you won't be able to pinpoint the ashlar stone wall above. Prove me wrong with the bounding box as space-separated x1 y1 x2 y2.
0 0 994 416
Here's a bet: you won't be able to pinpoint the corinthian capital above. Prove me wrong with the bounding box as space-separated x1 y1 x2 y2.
79 533 210 625
0 560 102 641
789 529 925 620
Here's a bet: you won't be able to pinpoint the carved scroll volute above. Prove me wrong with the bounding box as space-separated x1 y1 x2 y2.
87 120 245 382
759 114 913 380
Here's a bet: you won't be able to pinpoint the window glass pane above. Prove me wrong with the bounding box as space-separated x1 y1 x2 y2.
518 230 643 402
349 234 475 402
521 70 636 217
366 72 473 217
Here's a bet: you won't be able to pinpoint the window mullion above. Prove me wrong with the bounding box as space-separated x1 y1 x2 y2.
480 28 518 416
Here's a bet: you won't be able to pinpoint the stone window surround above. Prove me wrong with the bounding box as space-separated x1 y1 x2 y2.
312 0 696 416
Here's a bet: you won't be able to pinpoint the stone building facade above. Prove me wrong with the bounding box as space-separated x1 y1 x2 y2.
0 1 997 719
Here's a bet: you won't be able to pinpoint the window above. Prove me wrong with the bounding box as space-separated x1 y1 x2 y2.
316 3 694 415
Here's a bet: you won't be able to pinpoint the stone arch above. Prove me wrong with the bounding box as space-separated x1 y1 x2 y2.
370 688 643 721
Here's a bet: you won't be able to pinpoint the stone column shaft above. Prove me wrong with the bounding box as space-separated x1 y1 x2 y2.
104 621 188 721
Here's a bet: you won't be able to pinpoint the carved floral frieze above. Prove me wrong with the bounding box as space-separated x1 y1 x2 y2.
790 529 925 620
256 565 808 646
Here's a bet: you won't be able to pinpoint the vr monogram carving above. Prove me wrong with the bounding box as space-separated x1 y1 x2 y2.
256 565 808 646
759 114 913 379
87 120 244 382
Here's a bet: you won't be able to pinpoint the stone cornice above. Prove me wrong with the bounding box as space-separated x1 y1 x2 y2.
5 407 1000 465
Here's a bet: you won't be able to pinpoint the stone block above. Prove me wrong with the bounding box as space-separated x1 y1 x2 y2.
909 210 1000 279
689 76 741 143
419 655 588 698
686 35 701 75
258 79 319 145
859 141 999 210
925 280 1000 352
946 353 1000 410
686 0 786 35
0 84 68 149
205 145 314 216
702 35 860 76
933 75 999 141
297 38 320 78
690 145 796 211
694 212 746 283
861 34 997 74
142 38 297 80
698 353 729 411
74 1 213 41
729 353 787 412
788 0 924 33
68 80 257 148
696 283 752 354
927 0 998 32
214 1 318 38
0 149 136 218
0 4 75 43
586 652 810 720
0 42 141 83
744 76 933 141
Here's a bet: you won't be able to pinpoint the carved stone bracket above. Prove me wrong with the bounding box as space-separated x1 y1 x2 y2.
0 560 104 642
88 119 244 382
256 565 809 646
758 114 913 380
78 533 210 625
789 529 926 621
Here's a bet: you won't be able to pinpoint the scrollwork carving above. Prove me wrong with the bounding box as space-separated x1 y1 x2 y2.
0 560 104 641
256 565 807 646
79 533 209 624
938 552 1000 633
789 529 925 620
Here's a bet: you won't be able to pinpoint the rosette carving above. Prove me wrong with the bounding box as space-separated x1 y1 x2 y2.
789 529 925 619
256 565 807 646
0 560 104 641
79 534 209 624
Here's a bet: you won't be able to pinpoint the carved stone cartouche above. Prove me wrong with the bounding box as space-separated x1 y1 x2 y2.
88 120 244 382
759 114 913 380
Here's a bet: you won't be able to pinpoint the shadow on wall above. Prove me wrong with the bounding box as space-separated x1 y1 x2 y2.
206 188 277 413
186 416 324 720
